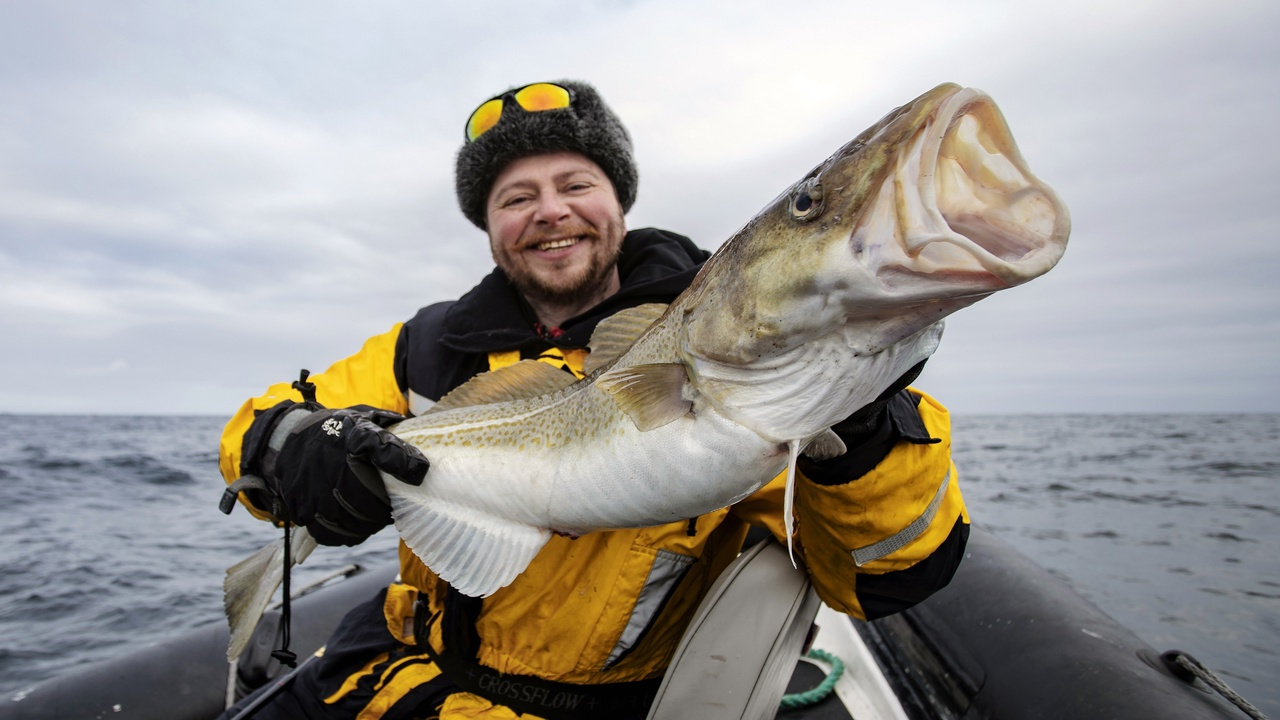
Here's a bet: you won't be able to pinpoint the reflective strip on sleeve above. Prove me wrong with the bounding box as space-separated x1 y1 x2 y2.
256 407 315 482
850 470 951 567
267 407 313 452
603 550 695 670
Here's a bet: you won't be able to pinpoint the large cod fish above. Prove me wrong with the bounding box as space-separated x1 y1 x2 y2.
384 81 1069 595
225 82 1069 657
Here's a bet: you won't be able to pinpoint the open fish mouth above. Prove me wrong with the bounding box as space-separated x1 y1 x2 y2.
863 87 1069 290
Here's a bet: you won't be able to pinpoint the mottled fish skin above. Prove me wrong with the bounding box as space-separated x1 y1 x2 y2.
224 83 1069 653
383 83 1069 598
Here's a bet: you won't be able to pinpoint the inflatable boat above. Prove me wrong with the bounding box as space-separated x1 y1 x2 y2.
1 528 1256 720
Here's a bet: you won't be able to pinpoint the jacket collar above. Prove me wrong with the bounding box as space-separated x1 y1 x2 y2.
439 228 709 353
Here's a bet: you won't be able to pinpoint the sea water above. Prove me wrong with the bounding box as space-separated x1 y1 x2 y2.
0 413 1276 716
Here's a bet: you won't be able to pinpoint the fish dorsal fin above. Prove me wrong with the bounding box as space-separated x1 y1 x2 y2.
583 303 669 375
802 429 847 461
595 362 691 431
430 359 578 412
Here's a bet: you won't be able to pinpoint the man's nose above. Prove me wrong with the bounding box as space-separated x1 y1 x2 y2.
533 192 571 224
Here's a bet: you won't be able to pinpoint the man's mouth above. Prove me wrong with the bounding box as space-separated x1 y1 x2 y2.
533 236 582 252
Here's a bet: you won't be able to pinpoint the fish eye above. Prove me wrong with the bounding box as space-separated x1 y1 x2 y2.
790 180 824 221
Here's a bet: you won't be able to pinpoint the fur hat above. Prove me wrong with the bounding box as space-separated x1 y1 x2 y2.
455 80 637 229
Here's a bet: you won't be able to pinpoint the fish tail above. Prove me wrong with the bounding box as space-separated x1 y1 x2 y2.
223 526 318 662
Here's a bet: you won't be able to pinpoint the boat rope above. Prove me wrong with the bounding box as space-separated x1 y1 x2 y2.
1161 650 1268 720
779 648 844 710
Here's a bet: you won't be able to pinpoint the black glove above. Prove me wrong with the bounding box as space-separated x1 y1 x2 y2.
240 401 430 546
798 359 934 485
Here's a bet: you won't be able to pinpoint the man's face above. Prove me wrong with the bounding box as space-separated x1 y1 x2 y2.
485 152 626 312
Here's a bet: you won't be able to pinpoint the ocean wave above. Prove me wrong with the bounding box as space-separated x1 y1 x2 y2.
1203 531 1255 543
101 453 196 485
22 456 89 471
2 412 1276 716
1175 461 1280 478
1079 490 1208 507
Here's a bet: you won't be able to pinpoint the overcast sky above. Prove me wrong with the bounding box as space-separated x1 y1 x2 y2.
2 0 1277 415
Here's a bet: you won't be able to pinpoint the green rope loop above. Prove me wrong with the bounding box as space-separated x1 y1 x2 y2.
779 648 845 710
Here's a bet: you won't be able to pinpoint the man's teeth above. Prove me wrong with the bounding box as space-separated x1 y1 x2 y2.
536 237 579 251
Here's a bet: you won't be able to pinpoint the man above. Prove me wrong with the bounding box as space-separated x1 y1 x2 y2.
218 80 969 720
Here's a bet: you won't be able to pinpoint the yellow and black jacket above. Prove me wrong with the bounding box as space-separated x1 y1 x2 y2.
219 228 968 716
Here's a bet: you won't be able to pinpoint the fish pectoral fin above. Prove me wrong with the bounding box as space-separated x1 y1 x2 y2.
784 441 801 568
223 526 318 662
595 362 692 432
583 303 669 375
802 429 847 461
390 493 551 598
431 359 578 412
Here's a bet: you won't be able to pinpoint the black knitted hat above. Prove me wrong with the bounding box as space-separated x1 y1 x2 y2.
455 80 638 229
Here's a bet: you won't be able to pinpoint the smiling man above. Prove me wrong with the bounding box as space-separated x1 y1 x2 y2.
484 151 626 328
217 80 969 720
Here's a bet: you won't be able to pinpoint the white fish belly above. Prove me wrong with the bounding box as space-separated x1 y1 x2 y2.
540 406 788 531
385 390 787 596
400 401 786 535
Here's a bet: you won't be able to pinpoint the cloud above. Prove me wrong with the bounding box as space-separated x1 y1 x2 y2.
73 360 128 376
0 0 1277 414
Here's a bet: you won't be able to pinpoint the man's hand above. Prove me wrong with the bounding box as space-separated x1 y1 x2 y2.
798 359 929 484
827 359 927 447
242 403 430 546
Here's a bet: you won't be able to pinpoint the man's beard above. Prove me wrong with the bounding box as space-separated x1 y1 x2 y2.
501 224 624 313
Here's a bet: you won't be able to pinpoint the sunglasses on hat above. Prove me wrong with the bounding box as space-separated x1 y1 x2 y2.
464 82 574 143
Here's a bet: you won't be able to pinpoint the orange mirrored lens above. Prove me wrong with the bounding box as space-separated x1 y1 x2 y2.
513 83 571 112
466 98 505 142
465 84 573 142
